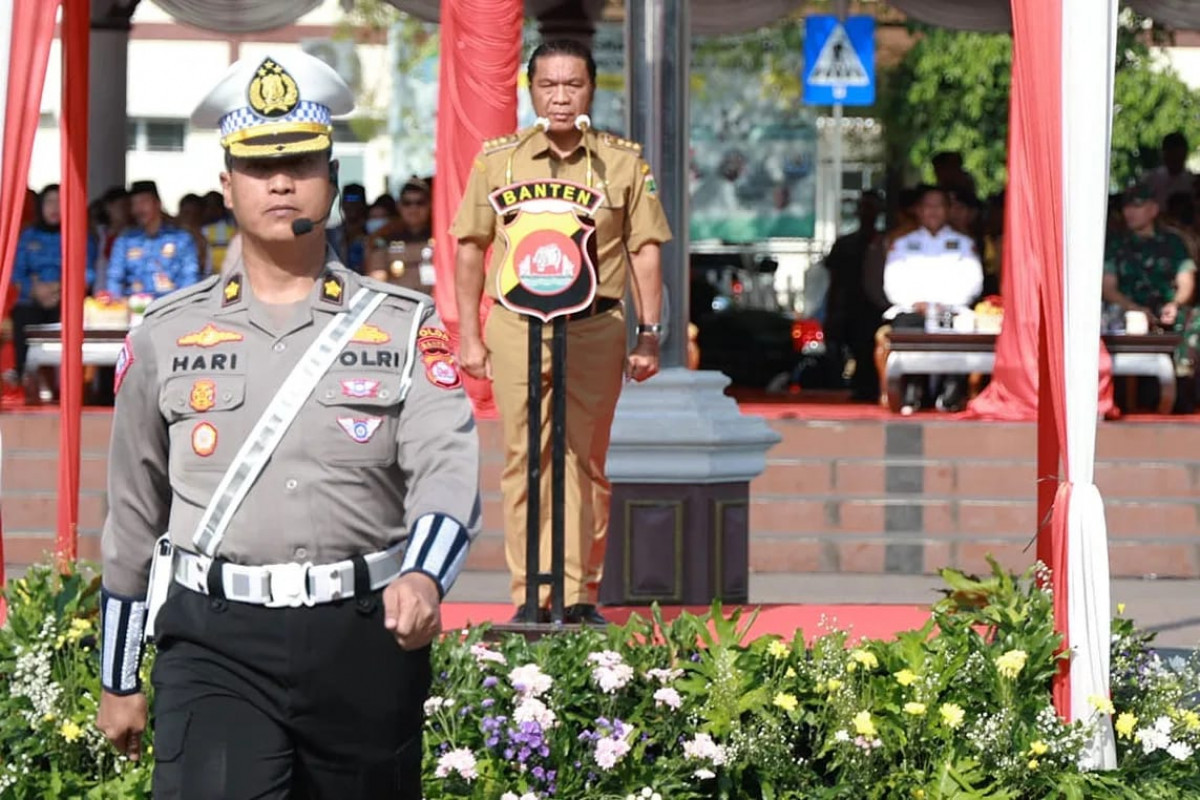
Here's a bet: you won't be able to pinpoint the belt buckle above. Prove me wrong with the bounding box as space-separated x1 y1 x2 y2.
267 562 315 608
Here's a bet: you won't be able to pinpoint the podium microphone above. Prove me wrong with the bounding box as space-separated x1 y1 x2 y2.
505 117 551 184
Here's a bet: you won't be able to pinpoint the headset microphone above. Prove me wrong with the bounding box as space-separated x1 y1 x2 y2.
292 167 341 237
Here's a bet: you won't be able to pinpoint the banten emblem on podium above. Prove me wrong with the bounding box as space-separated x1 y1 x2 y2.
488 180 603 322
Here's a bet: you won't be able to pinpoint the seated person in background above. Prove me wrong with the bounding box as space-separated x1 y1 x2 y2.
201 189 237 274
881 184 983 414
175 192 209 276
366 177 436 293
105 180 200 299
12 184 96 376
1103 181 1198 409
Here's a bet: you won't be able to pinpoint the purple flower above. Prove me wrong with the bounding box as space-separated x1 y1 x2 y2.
482 698 495 708
483 676 499 689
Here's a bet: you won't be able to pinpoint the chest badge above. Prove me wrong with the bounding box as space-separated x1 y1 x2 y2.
337 416 383 443
350 323 391 345
341 379 381 399
192 422 218 457
189 379 216 412
177 323 244 348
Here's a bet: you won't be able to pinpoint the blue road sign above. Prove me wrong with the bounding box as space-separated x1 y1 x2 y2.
803 15 876 106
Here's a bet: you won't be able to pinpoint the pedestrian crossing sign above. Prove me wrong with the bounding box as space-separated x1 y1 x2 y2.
803 15 876 106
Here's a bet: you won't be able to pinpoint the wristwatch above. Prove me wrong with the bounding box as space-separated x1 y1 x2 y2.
636 323 663 338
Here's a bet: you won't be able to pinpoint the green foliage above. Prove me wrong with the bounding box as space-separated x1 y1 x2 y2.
3 558 1200 798
877 15 1200 196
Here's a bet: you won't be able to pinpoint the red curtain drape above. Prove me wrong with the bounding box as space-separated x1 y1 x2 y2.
0 0 62 621
57 0 89 564
432 0 524 416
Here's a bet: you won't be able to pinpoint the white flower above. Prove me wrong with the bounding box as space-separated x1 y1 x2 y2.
834 730 851 743
508 663 553 698
595 735 632 769
1154 716 1173 735
653 687 683 710
423 696 450 715
500 794 539 800
1136 726 1171 754
693 768 716 780
625 789 663 800
589 651 635 693
513 696 558 729
434 748 478 781
588 650 625 669
645 667 684 684
1168 741 1194 761
682 733 728 766
470 643 507 666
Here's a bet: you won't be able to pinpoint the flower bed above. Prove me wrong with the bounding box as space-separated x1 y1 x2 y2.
1 559 1198 798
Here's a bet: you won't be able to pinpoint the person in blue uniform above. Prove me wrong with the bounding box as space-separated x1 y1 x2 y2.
11 183 96 376
105 180 200 299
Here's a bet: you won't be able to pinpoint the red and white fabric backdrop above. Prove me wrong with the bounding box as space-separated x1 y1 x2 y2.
431 0 524 416
1006 0 1118 767
0 0 61 621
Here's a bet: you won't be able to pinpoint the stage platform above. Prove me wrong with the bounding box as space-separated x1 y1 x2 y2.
2 394 1199 587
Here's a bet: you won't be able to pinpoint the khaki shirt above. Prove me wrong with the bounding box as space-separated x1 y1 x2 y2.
100 254 481 599
449 127 673 300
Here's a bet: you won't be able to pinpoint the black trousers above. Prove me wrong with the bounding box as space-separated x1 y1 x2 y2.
11 303 59 377
150 586 430 799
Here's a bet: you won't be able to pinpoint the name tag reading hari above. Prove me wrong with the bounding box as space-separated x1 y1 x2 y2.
488 180 604 323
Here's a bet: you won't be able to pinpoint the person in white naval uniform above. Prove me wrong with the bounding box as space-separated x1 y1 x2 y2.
883 185 983 414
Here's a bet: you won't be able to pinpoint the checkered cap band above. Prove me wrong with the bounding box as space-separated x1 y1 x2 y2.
220 100 332 139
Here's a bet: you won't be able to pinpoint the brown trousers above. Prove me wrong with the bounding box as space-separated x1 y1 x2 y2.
485 304 627 607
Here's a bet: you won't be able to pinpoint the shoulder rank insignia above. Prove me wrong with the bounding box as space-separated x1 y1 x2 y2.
320 271 345 305
222 274 243 306
599 132 642 154
482 133 521 154
248 58 299 118
351 323 391 344
177 323 244 348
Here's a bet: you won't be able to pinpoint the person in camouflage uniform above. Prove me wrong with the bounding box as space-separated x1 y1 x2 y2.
1102 182 1198 407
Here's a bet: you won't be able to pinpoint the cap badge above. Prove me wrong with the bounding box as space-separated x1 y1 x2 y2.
248 58 299 118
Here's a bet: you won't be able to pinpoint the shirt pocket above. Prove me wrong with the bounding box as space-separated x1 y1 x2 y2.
313 372 403 466
159 374 247 480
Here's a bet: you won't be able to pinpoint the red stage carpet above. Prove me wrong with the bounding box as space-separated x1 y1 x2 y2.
441 603 933 644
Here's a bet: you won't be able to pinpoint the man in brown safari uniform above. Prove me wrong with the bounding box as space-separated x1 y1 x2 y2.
451 39 672 625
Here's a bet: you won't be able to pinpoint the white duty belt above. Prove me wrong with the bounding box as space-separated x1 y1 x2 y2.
173 544 405 608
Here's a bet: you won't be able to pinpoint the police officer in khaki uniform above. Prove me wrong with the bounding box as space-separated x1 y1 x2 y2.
95 52 480 799
451 40 672 624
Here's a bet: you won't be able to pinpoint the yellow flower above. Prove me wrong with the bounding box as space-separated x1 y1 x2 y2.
994 649 1028 680
42 713 55 723
1115 712 1138 739
903 702 927 716
60 721 83 743
767 640 789 660
1183 711 1200 732
847 662 857 673
773 692 799 712
1027 758 1039 770
1087 695 1115 716
895 669 918 687
785 667 797 679
914 791 926 800
939 703 965 730
850 649 879 670
1029 740 1048 756
852 711 877 738
826 678 843 692
70 618 91 633
1116 603 1126 615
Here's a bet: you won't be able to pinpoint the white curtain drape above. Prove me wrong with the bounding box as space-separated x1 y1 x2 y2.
149 0 321 33
1061 0 1118 770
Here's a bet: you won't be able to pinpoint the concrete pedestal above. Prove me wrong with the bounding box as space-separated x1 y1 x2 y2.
600 368 780 605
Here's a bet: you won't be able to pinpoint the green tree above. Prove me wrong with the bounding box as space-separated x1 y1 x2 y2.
878 15 1200 196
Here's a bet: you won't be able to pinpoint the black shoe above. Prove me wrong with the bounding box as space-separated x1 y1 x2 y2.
936 376 965 412
563 604 608 626
508 605 550 624
900 380 923 415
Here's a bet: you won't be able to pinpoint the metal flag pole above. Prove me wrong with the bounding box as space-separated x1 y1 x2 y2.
524 319 543 622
